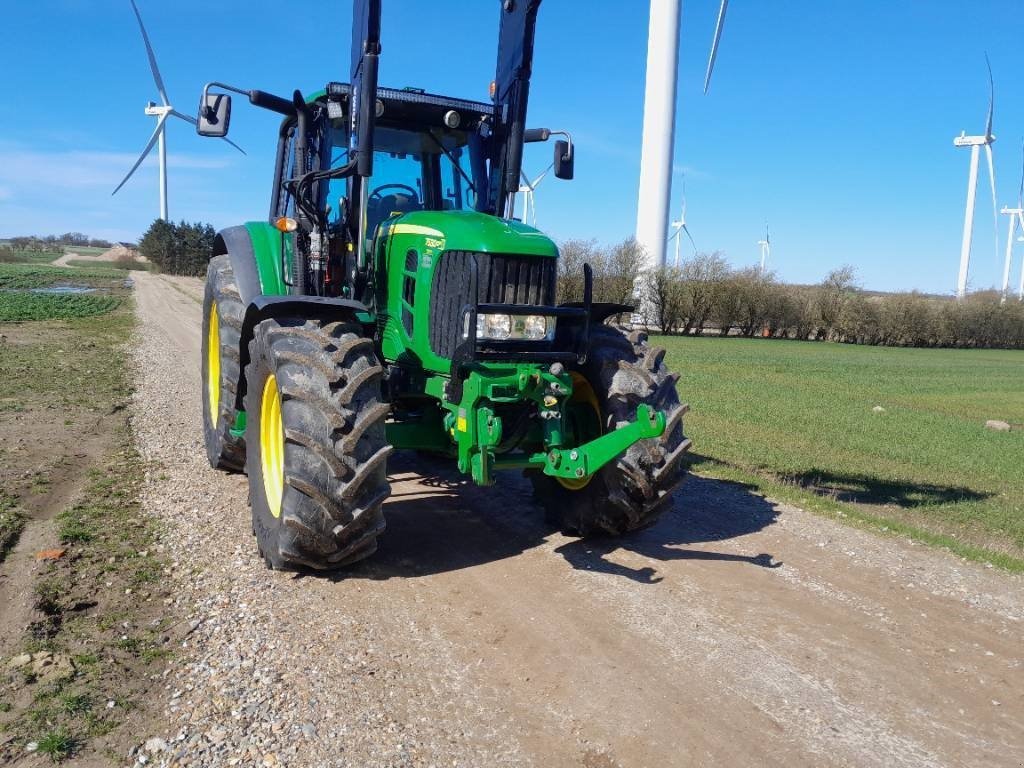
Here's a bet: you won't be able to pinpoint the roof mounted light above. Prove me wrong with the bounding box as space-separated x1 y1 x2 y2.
443 110 461 129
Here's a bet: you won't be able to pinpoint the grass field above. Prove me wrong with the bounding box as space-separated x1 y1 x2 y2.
662 336 1024 569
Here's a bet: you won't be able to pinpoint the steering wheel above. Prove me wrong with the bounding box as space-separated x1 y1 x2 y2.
368 183 419 204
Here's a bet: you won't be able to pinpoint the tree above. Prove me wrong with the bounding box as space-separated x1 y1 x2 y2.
816 265 858 340
644 266 686 334
678 251 729 334
556 238 601 304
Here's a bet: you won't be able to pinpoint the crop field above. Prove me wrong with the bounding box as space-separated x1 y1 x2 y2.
0 249 62 264
663 336 1024 569
64 258 149 271
0 264 125 289
0 264 126 321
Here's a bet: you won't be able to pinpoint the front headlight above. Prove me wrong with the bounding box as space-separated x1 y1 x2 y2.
477 313 512 340
475 313 555 342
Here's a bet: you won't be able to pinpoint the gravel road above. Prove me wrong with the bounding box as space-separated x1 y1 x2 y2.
130 271 1023 768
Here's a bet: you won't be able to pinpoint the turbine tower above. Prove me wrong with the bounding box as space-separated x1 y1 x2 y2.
635 0 729 271
757 222 770 272
953 55 998 300
667 175 696 267
113 0 242 220
998 141 1024 303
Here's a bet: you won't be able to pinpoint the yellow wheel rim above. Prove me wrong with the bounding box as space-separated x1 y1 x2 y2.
206 302 221 419
558 373 601 491
260 373 285 518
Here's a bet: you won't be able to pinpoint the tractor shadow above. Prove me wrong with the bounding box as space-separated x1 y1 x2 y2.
337 451 782 583
686 455 992 508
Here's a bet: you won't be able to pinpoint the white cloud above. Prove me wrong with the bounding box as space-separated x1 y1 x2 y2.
0 142 232 192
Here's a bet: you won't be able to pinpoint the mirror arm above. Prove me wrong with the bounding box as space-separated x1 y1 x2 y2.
201 82 295 119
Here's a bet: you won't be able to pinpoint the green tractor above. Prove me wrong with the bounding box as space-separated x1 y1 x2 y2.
196 0 690 570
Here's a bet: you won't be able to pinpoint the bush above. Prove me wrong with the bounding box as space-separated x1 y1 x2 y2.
137 220 217 276
562 238 1024 349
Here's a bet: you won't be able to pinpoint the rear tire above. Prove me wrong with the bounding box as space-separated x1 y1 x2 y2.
201 255 246 472
245 317 392 570
529 325 690 536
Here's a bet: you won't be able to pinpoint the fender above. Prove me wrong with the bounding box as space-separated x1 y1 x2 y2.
213 223 289 304
215 223 373 410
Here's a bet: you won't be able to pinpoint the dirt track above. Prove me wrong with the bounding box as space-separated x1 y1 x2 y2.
132 271 1023 767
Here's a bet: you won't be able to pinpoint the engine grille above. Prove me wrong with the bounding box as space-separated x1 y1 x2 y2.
429 250 557 360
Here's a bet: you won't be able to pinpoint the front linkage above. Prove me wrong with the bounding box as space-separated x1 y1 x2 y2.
391 363 666 487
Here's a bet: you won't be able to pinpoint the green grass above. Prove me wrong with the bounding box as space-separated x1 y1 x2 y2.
661 336 1024 568
36 727 77 761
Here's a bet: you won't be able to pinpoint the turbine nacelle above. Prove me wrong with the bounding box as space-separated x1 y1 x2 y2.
953 134 992 147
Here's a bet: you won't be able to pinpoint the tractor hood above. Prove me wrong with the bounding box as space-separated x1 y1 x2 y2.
384 210 558 258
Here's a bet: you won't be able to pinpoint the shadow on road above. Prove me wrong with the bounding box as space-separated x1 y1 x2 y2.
687 454 991 509
330 452 781 583
555 474 783 584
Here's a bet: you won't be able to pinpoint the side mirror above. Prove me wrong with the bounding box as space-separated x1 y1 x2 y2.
554 139 574 180
197 93 232 138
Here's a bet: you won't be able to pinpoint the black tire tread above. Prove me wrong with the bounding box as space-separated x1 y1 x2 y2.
245 318 392 571
530 324 690 536
202 255 246 472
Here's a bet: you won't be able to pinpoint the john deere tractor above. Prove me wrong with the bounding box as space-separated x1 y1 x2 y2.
196 0 690 570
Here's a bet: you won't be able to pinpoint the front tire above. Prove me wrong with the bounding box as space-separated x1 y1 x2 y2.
529 325 690 536
244 317 392 570
201 256 246 472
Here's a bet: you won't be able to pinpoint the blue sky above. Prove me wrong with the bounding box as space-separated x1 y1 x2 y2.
1 1 1023 295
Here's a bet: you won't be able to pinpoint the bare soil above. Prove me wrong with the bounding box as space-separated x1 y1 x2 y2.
0 304 175 765
129 271 1023 767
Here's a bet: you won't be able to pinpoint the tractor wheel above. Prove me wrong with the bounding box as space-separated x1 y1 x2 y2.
529 324 690 536
244 317 392 570
201 255 246 472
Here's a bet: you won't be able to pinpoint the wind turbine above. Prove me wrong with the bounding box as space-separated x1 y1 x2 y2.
953 55 998 300
517 165 551 227
667 175 696 267
757 222 770 272
636 0 730 271
998 141 1024 303
112 0 243 220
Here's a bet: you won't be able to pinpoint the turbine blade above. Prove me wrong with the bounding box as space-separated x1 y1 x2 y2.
112 112 169 196
130 0 169 106
170 109 246 155
1018 139 1023 208
667 227 681 243
703 0 730 94
984 53 994 140
682 223 697 253
985 142 999 264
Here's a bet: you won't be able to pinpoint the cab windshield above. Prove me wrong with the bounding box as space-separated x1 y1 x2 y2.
326 121 487 234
